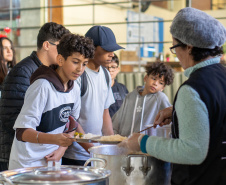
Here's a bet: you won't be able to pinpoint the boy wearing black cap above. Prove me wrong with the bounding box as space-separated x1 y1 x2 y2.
63 26 124 165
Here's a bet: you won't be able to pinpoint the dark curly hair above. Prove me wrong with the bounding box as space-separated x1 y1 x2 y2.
57 33 95 60
175 38 223 62
37 22 70 50
145 62 174 85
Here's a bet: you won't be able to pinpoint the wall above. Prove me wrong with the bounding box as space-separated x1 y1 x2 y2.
63 0 128 56
19 0 46 60
62 1 180 60
192 0 211 10
212 0 226 10
49 0 63 24
143 5 176 61
17 0 226 61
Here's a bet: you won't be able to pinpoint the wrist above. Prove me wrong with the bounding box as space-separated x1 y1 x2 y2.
59 146 68 151
36 132 43 146
140 135 149 153
138 134 145 146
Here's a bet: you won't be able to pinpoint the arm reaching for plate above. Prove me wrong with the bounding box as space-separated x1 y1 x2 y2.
118 133 144 153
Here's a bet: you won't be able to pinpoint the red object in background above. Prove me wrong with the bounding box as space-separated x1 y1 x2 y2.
0 34 7 38
166 57 170 62
4 27 11 34
16 29 20 36
16 15 21 36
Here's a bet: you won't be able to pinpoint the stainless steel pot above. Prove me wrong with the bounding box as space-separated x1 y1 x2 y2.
89 145 171 185
0 159 110 185
145 124 171 138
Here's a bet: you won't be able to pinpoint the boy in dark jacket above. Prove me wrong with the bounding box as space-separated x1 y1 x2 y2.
0 22 70 171
105 54 128 117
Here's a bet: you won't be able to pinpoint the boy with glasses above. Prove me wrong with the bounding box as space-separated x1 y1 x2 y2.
0 22 70 171
105 54 128 117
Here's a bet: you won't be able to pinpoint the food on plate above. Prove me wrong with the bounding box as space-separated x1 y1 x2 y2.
99 134 127 141
82 133 100 139
74 132 84 138
74 132 100 139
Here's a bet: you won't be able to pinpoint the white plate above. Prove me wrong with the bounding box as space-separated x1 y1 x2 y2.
92 139 121 144
70 137 99 143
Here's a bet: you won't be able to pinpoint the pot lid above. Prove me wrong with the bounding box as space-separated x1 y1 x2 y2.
1 166 111 184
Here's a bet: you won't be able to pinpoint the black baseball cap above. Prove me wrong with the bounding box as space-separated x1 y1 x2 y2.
85 25 124 52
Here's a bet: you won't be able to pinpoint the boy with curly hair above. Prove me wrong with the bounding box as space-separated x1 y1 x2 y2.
113 62 174 136
9 33 95 170
0 22 70 171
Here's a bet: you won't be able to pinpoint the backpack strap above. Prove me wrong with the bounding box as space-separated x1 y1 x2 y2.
80 71 87 97
80 66 110 97
101 66 110 88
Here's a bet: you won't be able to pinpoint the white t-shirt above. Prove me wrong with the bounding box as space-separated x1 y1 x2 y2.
9 79 81 170
64 66 115 161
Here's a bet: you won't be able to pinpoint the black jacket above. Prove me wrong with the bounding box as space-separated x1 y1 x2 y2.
171 63 226 185
109 80 128 118
0 51 42 162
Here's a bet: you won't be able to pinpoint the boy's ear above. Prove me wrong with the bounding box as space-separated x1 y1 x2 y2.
115 65 120 73
57 54 64 66
117 65 120 71
144 75 148 83
42 41 50 51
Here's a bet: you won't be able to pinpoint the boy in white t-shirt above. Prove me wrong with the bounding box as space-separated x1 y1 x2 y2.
9 33 95 169
63 26 124 165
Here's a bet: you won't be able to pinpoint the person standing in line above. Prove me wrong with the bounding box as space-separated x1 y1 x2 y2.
0 36 16 93
0 22 70 171
9 33 95 170
63 25 124 166
105 54 129 117
112 62 174 137
119 7 226 185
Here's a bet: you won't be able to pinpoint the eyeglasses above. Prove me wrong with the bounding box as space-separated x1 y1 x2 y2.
170 43 182 54
106 66 118 70
49 41 57 46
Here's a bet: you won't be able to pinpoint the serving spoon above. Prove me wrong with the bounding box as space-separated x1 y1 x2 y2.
137 125 155 133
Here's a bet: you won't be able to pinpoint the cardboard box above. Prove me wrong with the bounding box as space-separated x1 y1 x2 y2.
120 50 138 61
120 65 133 72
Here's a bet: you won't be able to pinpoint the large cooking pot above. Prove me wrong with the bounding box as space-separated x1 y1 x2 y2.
89 145 171 185
0 159 110 185
145 124 171 138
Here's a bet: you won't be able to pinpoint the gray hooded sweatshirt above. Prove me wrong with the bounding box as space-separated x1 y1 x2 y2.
112 86 171 137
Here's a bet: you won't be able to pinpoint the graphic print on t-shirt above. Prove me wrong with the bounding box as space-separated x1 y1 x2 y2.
136 106 142 112
37 103 74 133
59 106 71 122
